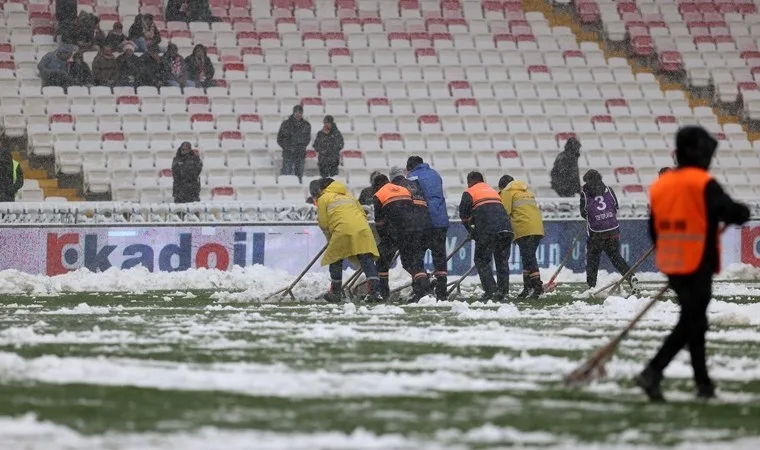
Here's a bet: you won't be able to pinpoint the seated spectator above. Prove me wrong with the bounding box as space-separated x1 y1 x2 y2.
92 46 119 86
172 142 202 203
38 45 74 88
185 44 215 88
116 41 140 86
129 14 162 53
167 0 214 22
73 11 104 52
102 22 128 51
69 52 93 86
162 43 192 88
56 0 78 44
138 44 167 88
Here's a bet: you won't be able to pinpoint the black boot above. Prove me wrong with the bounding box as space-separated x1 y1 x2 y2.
434 274 448 301
529 275 544 299
379 276 390 301
696 383 716 400
634 367 665 402
322 282 344 303
517 272 531 298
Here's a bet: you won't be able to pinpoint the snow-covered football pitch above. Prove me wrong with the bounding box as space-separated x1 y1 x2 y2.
0 265 759 449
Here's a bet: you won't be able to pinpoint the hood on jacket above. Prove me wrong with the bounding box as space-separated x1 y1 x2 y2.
56 44 75 57
675 126 717 170
564 137 581 158
503 180 528 192
322 179 347 196
582 169 606 196
175 142 194 157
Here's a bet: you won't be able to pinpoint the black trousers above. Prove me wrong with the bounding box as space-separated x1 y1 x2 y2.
474 232 512 295
428 227 448 297
586 234 631 287
281 150 305 181
516 235 541 273
648 275 712 387
318 156 339 178
377 230 428 297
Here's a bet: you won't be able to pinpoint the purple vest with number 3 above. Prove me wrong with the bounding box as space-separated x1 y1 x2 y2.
583 185 619 232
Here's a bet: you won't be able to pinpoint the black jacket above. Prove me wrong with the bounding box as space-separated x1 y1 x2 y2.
56 0 77 24
373 183 428 246
184 54 215 84
138 53 167 87
128 15 162 46
358 186 375 206
314 124 344 165
392 176 432 231
550 149 581 197
172 150 203 203
116 53 140 85
167 0 213 22
102 33 127 50
649 178 749 276
277 115 312 155
0 152 23 202
69 61 93 86
459 183 513 241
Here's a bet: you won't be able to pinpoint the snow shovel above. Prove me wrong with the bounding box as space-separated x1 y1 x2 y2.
543 227 585 293
266 244 327 301
388 237 472 296
565 284 668 386
593 246 654 297
446 265 477 300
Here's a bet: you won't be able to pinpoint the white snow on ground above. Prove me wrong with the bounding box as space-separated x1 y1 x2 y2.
1 263 759 296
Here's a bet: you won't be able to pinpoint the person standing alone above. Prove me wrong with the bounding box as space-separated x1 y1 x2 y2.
172 142 202 203
277 105 311 182
0 146 23 202
314 115 344 178
636 126 750 402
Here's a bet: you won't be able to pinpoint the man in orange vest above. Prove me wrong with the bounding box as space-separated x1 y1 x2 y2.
459 171 514 302
636 126 750 402
373 174 432 302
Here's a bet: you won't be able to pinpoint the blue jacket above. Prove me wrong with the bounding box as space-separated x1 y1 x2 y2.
407 163 449 229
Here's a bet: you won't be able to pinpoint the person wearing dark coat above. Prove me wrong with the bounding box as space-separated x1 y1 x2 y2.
636 126 751 402
129 14 162 53
580 169 638 292
550 137 582 197
172 142 202 203
459 171 514 303
138 45 168 88
56 0 78 44
277 105 312 182
92 46 119 86
102 22 128 51
38 45 75 88
115 41 140 86
167 0 214 22
185 44 215 88
314 115 344 178
162 43 191 88
69 52 93 86
72 11 104 52
0 147 23 202
358 170 382 206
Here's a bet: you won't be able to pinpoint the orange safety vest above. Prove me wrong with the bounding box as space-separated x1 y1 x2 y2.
649 167 716 275
466 182 503 210
374 182 412 207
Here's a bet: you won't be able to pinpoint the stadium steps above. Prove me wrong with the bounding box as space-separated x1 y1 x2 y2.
12 150 83 201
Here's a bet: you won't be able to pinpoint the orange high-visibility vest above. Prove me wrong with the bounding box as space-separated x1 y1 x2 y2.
374 182 412 206
649 167 716 275
465 182 502 210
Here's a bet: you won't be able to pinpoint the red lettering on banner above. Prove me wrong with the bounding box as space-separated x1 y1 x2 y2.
196 243 229 270
741 225 760 266
46 233 79 276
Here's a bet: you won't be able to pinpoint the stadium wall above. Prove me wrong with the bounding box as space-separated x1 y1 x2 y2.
1 220 752 276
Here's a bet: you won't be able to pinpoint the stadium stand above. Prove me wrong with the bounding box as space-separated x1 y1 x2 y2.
1 0 759 204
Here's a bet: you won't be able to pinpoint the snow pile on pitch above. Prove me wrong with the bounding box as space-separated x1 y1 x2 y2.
449 301 520 320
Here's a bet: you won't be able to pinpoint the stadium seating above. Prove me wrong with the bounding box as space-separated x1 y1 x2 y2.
2 0 759 203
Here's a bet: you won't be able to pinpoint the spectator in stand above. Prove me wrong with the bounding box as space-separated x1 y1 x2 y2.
314 115 344 178
102 23 128 51
138 44 167 88
550 137 582 197
116 41 140 86
172 142 202 203
38 45 74 88
92 46 119 86
129 14 161 53
162 43 191 88
185 44 215 88
56 0 78 44
167 0 214 22
68 52 93 86
0 145 23 202
277 105 311 182
358 170 382 206
73 11 104 52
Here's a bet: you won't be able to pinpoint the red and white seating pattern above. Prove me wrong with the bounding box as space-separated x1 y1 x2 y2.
0 0 757 202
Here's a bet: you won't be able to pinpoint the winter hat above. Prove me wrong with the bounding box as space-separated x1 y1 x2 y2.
293 104 304 114
323 115 334 124
675 126 717 170
498 175 514 190
57 44 75 55
564 137 581 155
123 41 135 52
372 173 390 191
583 169 602 184
389 166 405 180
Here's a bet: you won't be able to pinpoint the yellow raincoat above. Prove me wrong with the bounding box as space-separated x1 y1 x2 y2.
317 180 379 266
499 180 544 240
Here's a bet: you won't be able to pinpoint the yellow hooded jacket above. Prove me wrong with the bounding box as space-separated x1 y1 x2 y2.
317 180 379 266
499 180 544 240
